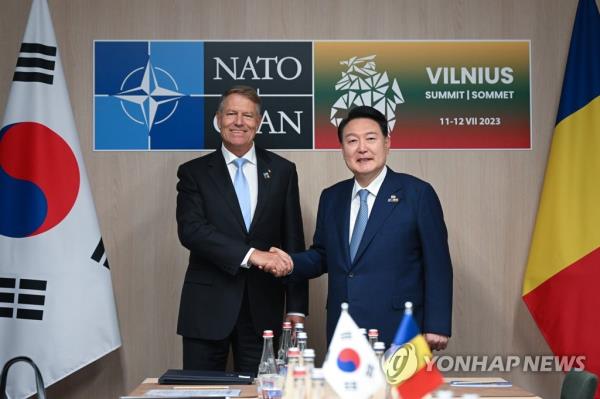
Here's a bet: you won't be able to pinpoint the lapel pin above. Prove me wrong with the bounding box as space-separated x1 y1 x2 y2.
263 170 271 179
387 194 399 203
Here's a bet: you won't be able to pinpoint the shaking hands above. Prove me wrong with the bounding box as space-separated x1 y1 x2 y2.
249 247 293 277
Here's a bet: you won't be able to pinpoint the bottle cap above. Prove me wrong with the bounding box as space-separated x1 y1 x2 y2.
294 322 304 330
263 330 274 338
303 349 315 358
293 366 306 378
373 342 386 351
288 347 300 357
311 368 325 380
368 329 379 337
404 301 413 315
341 302 349 312
297 331 308 340
282 321 292 329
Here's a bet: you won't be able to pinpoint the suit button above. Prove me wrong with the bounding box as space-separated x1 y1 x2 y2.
348 272 354 278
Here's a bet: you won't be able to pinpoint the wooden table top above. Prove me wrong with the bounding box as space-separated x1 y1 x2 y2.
124 376 541 398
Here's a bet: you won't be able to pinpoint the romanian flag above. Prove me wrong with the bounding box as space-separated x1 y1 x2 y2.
384 303 443 399
522 0 600 397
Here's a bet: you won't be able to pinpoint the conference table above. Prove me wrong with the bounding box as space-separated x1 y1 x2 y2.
124 376 542 398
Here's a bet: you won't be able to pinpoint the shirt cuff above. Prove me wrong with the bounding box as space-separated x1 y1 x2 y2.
241 248 255 269
286 312 306 318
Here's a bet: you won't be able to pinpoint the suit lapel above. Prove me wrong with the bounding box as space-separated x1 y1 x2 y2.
335 180 354 271
251 149 272 232
207 150 248 233
352 170 403 266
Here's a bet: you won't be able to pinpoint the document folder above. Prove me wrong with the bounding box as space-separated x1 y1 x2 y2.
158 369 254 385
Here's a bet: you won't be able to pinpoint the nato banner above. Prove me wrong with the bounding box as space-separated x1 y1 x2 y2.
94 40 530 151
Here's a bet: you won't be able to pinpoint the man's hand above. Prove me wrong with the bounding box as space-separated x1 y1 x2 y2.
424 333 449 351
249 249 292 277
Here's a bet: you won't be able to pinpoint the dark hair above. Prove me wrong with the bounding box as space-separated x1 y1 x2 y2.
337 106 388 142
217 85 262 115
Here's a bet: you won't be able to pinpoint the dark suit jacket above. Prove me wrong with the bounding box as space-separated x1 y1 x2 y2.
176 147 308 340
290 167 452 346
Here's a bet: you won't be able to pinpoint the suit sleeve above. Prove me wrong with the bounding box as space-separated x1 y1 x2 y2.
281 164 309 315
176 163 250 276
289 189 329 282
418 183 453 336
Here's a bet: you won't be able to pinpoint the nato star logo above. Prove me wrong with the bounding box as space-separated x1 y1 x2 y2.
115 60 183 130
94 41 205 150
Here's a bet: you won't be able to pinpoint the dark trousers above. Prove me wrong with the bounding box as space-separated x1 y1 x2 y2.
182 287 264 374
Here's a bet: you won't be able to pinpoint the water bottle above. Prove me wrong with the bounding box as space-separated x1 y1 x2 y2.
297 331 308 353
257 330 279 398
368 329 379 348
277 321 292 372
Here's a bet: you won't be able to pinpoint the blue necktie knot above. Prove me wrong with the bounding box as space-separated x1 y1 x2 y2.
350 189 369 262
233 158 251 231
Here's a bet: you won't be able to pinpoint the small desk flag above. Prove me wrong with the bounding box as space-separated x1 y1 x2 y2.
323 303 384 399
383 302 443 399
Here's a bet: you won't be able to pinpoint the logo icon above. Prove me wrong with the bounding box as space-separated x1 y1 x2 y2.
115 60 183 130
0 122 80 238
94 41 205 150
337 348 361 372
330 54 404 133
384 342 419 384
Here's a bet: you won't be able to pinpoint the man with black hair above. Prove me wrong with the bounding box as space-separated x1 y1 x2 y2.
270 105 453 348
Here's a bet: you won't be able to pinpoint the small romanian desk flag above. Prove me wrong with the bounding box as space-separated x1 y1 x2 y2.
383 302 443 399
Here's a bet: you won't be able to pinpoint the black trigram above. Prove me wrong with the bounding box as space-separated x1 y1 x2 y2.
91 238 110 269
13 42 57 85
0 277 47 321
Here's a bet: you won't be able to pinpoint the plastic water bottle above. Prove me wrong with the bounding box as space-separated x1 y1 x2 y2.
297 331 308 353
310 368 326 399
374 341 392 399
302 349 315 398
292 322 304 347
292 366 307 399
283 347 300 399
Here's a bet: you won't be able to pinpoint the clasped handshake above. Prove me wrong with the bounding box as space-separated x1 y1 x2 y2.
249 247 293 277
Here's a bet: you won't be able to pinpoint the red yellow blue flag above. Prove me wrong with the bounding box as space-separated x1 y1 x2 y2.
384 302 443 399
523 0 600 397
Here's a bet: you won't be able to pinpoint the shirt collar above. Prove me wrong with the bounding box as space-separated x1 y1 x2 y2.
352 166 388 199
221 143 257 165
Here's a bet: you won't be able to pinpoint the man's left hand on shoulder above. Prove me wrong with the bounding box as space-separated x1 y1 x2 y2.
424 333 449 351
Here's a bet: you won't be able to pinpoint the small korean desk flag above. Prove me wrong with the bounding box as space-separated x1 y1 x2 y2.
0 1 121 398
383 302 443 399
323 303 384 399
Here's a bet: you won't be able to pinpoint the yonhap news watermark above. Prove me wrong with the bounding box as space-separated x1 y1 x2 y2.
424 355 586 373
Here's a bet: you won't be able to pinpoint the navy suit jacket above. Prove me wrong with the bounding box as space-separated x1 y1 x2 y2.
290 167 452 346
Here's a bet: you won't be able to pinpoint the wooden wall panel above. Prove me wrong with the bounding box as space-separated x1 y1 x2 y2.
0 1 585 398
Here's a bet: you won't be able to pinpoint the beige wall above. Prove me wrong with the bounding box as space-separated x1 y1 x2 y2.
0 1 584 398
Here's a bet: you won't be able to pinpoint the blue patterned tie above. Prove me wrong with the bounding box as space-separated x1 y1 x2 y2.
349 189 369 262
233 158 251 231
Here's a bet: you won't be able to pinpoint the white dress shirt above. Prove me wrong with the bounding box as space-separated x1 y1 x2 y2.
349 166 388 242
